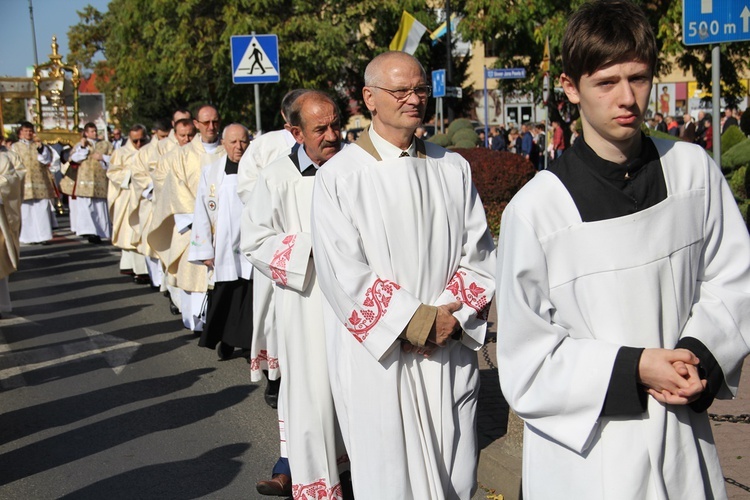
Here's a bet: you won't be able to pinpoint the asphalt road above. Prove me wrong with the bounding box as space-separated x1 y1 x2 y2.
0 219 281 499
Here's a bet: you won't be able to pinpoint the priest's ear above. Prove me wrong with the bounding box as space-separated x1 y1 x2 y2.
362 86 377 113
290 125 305 145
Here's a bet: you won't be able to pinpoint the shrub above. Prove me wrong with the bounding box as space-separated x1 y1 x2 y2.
721 125 746 157
428 133 452 147
729 165 748 200
741 110 750 137
454 148 536 236
721 137 750 169
453 128 479 145
446 118 474 140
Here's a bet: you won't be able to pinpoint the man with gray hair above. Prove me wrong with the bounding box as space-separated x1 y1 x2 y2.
155 104 225 332
189 124 253 359
311 51 495 498
242 90 349 498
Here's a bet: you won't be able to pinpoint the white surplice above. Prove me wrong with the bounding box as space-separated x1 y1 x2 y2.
496 140 750 499
189 155 253 282
311 137 496 500
19 200 54 243
238 129 293 383
242 150 347 499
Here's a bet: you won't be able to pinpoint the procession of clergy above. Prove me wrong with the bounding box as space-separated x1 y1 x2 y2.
2 18 750 498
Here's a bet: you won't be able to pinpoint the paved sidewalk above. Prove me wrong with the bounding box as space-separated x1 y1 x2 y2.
473 305 750 500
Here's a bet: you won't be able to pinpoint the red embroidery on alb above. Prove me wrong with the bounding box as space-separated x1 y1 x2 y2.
249 349 279 371
292 479 343 499
446 270 489 318
270 234 296 286
346 279 400 343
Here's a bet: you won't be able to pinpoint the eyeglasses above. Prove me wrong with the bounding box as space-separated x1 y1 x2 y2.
195 119 220 127
131 138 147 144
370 85 431 101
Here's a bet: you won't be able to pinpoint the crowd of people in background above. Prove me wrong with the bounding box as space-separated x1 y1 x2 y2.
0 1 749 496
466 102 744 171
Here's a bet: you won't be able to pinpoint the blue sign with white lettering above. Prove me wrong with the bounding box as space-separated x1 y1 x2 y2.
683 0 750 45
231 35 280 84
486 68 526 80
432 69 446 98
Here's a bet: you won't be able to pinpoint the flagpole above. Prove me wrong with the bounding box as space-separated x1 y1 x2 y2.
445 0 454 123
28 0 39 68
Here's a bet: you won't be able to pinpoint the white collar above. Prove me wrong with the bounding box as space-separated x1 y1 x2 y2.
369 124 416 159
297 143 319 173
203 140 220 154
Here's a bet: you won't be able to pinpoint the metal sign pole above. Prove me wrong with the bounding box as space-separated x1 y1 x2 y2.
484 66 497 147
712 45 721 166
254 83 262 135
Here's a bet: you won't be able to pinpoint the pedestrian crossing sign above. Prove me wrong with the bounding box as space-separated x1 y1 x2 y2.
231 34 280 84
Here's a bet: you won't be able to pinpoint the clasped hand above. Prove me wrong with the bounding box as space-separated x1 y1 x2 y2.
402 301 462 358
638 348 707 405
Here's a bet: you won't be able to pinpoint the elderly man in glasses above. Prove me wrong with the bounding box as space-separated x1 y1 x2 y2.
158 104 225 333
311 51 496 499
107 124 150 280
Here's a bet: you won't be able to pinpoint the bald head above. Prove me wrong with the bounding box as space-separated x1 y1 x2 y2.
364 51 426 87
222 123 250 162
362 51 428 149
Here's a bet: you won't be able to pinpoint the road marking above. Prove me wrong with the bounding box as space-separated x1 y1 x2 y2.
0 327 141 388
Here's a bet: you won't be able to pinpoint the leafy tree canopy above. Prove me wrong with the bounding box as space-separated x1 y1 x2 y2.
461 0 750 109
68 0 475 130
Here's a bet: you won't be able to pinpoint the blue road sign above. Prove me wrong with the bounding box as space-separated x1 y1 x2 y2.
683 0 750 45
486 68 526 80
231 35 280 84
432 69 446 98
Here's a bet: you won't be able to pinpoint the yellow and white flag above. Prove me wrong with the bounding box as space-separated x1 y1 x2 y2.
541 35 550 72
389 11 428 55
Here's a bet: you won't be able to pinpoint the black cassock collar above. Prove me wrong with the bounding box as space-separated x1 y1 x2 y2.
547 133 667 222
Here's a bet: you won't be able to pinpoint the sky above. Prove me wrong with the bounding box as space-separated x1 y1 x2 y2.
0 0 111 77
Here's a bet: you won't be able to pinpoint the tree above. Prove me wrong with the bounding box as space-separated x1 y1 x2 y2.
68 0 477 130
461 0 750 108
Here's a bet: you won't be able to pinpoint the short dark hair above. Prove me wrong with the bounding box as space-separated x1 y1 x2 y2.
562 0 657 86
152 120 171 133
174 118 194 130
172 108 192 121
129 123 148 135
83 122 97 132
19 121 34 131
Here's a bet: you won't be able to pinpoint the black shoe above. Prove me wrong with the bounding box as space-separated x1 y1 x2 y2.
216 341 234 360
133 274 151 285
120 269 135 276
87 235 103 244
264 377 280 409
169 302 180 315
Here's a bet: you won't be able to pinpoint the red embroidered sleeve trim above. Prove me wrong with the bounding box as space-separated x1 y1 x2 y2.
292 479 343 500
446 270 491 320
269 234 296 286
249 349 279 371
346 279 401 343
